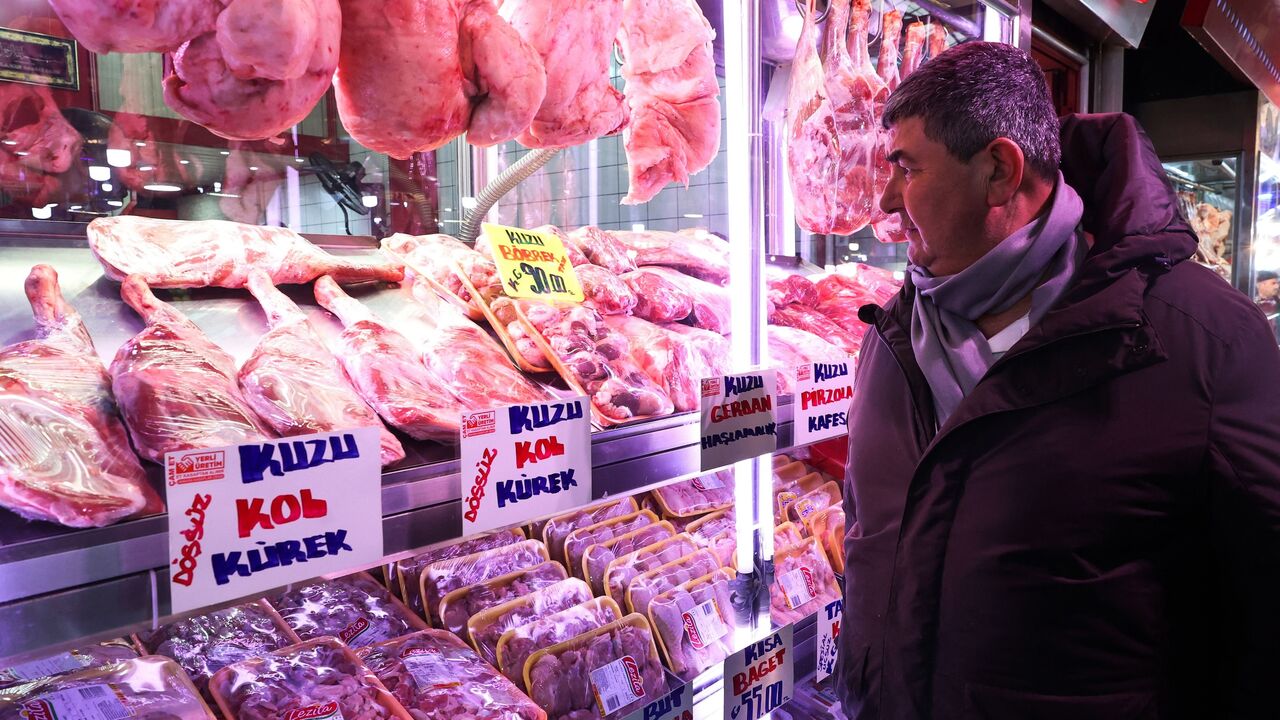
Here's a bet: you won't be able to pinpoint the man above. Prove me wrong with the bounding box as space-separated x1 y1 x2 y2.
838 42 1280 719
1255 269 1278 316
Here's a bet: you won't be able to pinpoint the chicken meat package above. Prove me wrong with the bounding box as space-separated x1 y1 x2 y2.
684 511 736 567
357 629 544 720
603 534 700 610
808 505 846 574
786 480 842 524
581 522 675 595
626 550 722 617
0 656 213 720
542 499 638 564
136 600 298 701
775 522 806 551
562 510 659 578
268 573 425 649
209 638 407 720
468 578 594 666
420 539 550 626
0 640 137 689
525 614 668 720
770 538 842 625
438 561 568 643
496 598 622 691
651 471 734 518
648 568 739 678
393 528 525 615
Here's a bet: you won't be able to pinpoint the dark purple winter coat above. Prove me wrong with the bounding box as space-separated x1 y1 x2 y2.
836 113 1280 719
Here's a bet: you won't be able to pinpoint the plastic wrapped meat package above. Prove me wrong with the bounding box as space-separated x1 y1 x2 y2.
619 267 730 334
357 629 545 720
0 639 137 689
775 522 806 550
381 233 502 316
209 638 406 720
562 510 658 577
531 226 591 267
525 615 669 720
816 265 900 306
268 573 425 649
686 511 736 567
651 471 734 518
581 522 675 595
496 598 622 691
770 303 863 356
661 324 729 383
603 534 699 610
393 528 526 615
438 561 568 643
136 600 298 700
542 499 638 564
565 226 637 275
807 505 846 574
770 538 842 626
648 568 739 678
606 228 730 284
468 578 595 666
766 269 819 308
576 265 638 316
420 540 550 626
621 268 693 324
0 656 213 720
786 481 842 525
601 315 703 412
626 550 722 617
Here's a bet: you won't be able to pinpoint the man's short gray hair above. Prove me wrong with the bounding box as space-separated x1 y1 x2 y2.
883 41 1061 181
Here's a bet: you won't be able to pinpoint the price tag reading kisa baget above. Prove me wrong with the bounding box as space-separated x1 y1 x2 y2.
460 397 592 535
816 598 843 683
623 682 692 720
793 360 855 446
483 222 584 302
165 427 384 614
723 626 794 720
700 370 778 472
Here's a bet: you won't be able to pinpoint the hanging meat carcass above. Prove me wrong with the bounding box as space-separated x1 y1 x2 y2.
866 9 902 238
0 83 81 207
785 0 840 233
46 0 223 54
824 0 886 235
872 20 928 244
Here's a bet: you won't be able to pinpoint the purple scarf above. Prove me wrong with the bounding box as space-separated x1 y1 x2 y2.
909 174 1087 425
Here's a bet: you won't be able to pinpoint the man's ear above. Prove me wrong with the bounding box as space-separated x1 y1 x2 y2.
984 137 1025 207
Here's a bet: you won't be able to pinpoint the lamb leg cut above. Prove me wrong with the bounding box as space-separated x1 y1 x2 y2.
824 0 886 235
785 0 840 234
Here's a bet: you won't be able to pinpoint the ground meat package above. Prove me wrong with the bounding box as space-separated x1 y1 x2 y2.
525 614 669 720
603 534 699 610
770 538 842 625
468 578 594 666
1 656 214 720
581 522 675 595
648 568 739 678
209 638 408 720
808 506 846 574
626 550 722 617
437 561 568 643
420 540 550 626
563 510 659 577
785 481 842 525
0 639 137 689
775 522 806 550
357 629 544 720
542 499 638 565
650 471 734 518
392 528 526 615
269 573 426 649
496 598 623 692
136 600 298 700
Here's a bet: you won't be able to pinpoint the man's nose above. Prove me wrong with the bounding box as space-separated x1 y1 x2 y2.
880 168 904 214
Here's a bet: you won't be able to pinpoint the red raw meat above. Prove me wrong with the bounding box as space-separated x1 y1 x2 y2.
269 575 421 649
626 267 729 333
497 598 620 691
608 229 729 284
581 523 675 596
771 303 863 355
662 323 730 381
603 535 699 610
526 618 668 720
786 0 840 233
577 264 639 316
824 0 887 235
565 227 636 274
622 268 694 323
46 0 220 53
604 316 702 412
867 9 903 235
767 270 820 308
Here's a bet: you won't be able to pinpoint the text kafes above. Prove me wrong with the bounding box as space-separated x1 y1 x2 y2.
734 634 787 695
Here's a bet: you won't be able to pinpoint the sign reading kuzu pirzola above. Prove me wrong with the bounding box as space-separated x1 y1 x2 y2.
700 370 778 471
482 222 584 302
793 360 854 446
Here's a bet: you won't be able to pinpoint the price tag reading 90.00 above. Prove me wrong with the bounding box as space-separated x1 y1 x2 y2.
482 222 584 302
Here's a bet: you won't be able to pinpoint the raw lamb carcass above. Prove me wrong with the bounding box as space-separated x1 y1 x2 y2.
239 270 404 467
824 0 887 234
617 0 721 204
871 18 923 245
110 276 272 464
901 22 928 76
209 638 393 720
501 0 628 148
437 560 567 642
608 228 730 284
526 617 668 720
0 266 161 527
87 216 404 289
866 9 903 238
497 598 621 691
268 574 421 649
469 578 594 666
622 268 694 323
314 277 462 442
786 0 840 233
0 656 209 720
604 315 701 412
648 568 736 678
577 264 639 316
46 0 222 53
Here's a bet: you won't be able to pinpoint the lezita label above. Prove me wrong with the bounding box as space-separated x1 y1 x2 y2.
284 702 344 720
4 652 92 682
779 567 818 610
19 684 131 720
400 647 458 691
691 475 724 492
338 616 394 649
590 655 646 716
682 598 728 650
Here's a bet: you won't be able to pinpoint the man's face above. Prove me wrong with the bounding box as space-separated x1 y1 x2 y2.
881 117 993 277
1258 277 1279 299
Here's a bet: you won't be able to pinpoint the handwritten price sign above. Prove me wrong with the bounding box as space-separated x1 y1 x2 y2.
483 222 585 302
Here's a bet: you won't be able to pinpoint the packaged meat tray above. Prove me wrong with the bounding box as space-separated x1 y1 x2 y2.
542 499 638 565
563 510 659 577
468 578 594 666
626 550 722 617
136 600 298 700
775 522 806 550
773 454 795 469
581 522 675 595
775 490 799 524
808 506 846 574
0 639 137 689
773 461 811 487
1 655 213 720
650 471 734 518
770 538 842 626
357 629 544 720
603 534 700 610
496 598 622 691
565 226 637 275
420 539 550 626
269 573 426 649
648 568 739 678
786 481 842 524
392 528 526 614
525 614 669 720
686 509 733 546
209 638 408 720
438 561 568 643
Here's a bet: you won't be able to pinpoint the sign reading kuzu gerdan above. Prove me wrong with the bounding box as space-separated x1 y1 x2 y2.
793 360 855 446
700 370 778 472
461 396 593 535
482 222 585 302
165 427 383 614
